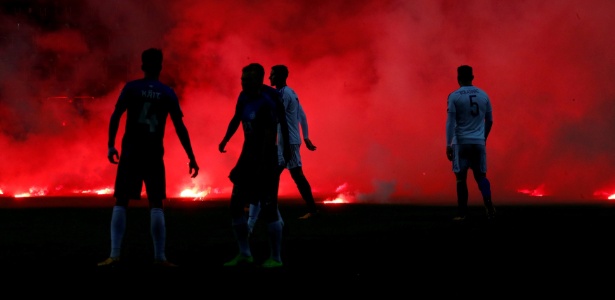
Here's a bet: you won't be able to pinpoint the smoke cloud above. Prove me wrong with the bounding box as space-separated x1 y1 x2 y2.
1 0 614 204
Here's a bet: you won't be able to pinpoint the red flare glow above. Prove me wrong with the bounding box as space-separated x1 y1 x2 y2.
517 184 547 197
1 1 615 205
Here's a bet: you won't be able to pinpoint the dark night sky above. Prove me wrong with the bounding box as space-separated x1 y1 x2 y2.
1 0 614 205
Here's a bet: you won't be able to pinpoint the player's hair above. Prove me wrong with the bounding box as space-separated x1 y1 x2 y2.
142 48 163 73
271 64 289 79
457 65 474 81
243 63 265 81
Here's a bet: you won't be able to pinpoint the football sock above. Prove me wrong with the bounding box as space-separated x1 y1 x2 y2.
277 208 284 227
292 169 317 213
150 208 167 261
477 177 493 207
247 204 284 233
247 203 261 233
109 205 127 258
267 219 283 262
456 181 469 215
231 216 252 257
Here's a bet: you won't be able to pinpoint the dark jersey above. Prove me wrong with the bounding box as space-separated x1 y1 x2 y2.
114 78 183 158
240 87 280 152
229 86 284 184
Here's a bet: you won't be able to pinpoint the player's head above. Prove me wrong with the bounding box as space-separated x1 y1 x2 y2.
241 63 265 95
457 65 474 84
141 48 163 74
269 65 289 87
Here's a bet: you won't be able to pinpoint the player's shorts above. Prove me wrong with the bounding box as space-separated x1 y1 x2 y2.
113 154 166 201
278 144 302 169
229 146 279 216
452 144 487 174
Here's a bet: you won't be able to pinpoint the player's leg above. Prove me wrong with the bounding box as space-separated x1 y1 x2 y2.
247 201 283 234
260 200 283 268
259 169 284 268
97 197 129 266
454 171 469 219
275 164 285 226
98 159 138 266
148 197 173 265
287 145 318 218
224 184 254 266
471 144 495 218
473 170 492 209
289 166 318 217
247 202 261 234
247 164 278 234
145 159 176 266
473 171 495 219
453 144 469 220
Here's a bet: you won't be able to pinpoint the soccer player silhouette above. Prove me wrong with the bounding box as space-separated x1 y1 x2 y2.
98 48 199 267
446 65 495 221
218 63 290 268
247 65 319 234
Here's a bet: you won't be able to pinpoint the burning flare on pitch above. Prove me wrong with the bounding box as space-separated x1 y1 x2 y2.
323 182 354 204
517 183 547 197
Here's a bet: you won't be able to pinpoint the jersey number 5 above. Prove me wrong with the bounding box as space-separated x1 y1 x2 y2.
469 95 479 117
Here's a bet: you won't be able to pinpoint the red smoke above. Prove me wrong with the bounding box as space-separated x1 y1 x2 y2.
1 0 614 205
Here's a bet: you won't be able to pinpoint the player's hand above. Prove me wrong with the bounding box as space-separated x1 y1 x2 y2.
218 140 227 153
108 146 119 164
304 138 317 151
188 159 199 178
446 146 454 161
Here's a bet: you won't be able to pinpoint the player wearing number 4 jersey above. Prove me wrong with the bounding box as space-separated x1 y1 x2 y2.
98 48 199 268
445 65 495 221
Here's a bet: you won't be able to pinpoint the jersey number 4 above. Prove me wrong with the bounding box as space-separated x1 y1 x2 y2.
139 102 159 133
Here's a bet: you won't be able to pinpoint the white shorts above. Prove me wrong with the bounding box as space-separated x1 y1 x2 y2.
452 144 487 174
278 144 302 169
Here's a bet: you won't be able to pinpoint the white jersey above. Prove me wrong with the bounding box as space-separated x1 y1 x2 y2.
277 85 312 168
297 101 309 140
446 85 492 145
277 86 303 145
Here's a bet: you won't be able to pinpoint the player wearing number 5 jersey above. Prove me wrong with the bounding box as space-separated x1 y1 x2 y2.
445 65 495 221
98 48 199 268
